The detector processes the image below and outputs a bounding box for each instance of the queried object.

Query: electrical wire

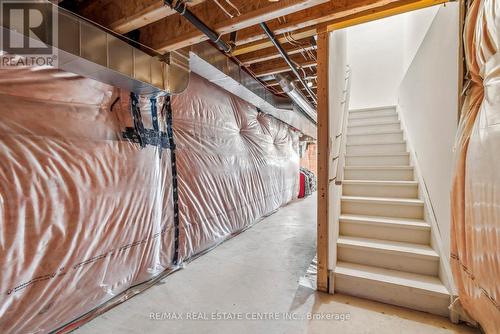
[224,0,241,16]
[288,32,317,61]
[283,31,317,62]
[299,49,308,61]
[212,0,241,18]
[213,0,234,18]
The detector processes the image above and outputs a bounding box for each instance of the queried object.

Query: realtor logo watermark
[0,0,58,67]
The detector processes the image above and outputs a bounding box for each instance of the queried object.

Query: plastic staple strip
[164,96,180,265]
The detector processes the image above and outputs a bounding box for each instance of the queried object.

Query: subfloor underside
[75,196,478,334]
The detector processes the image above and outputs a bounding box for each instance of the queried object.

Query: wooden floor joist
[232,0,446,57]
[76,0,206,34]
[274,85,317,95]
[326,0,447,31]
[251,59,317,78]
[237,41,316,66]
[139,0,328,52]
[232,26,318,56]
[234,0,405,46]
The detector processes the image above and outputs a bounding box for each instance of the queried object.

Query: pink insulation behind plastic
[173,75,300,261]
[0,69,299,333]
[450,0,500,332]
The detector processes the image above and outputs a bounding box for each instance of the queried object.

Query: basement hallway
[75,196,477,334]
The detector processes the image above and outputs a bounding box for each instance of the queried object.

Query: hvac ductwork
[259,22,317,105]
[276,74,317,123]
[190,42,317,138]
[0,2,189,95]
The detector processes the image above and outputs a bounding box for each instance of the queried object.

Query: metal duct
[276,74,317,123]
[190,42,317,138]
[259,22,318,104]
[0,3,189,95]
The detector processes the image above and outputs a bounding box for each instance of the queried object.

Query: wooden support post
[316,25,329,292]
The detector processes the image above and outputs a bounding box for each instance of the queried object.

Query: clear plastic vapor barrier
[0,69,299,333]
[451,0,500,332]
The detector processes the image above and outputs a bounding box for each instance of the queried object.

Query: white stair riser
[348,115,399,126]
[341,200,424,219]
[333,273,449,317]
[344,168,414,181]
[339,221,430,244]
[337,245,438,275]
[345,155,410,167]
[347,143,407,155]
[343,183,418,198]
[347,132,404,145]
[349,109,397,119]
[348,123,401,134]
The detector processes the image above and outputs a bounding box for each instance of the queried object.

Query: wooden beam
[326,0,447,31]
[233,0,446,56]
[235,0,393,46]
[237,40,316,66]
[232,26,318,56]
[139,0,329,52]
[301,74,318,81]
[76,0,205,34]
[266,80,280,86]
[316,25,329,293]
[251,58,316,78]
[302,86,318,91]
[266,74,318,87]
[275,86,317,94]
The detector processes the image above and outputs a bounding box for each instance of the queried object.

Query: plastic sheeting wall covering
[450,0,500,332]
[0,69,299,333]
[173,74,300,261]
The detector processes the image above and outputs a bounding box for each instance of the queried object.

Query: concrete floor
[75,196,479,334]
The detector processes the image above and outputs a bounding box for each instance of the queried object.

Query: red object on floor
[298,172,305,198]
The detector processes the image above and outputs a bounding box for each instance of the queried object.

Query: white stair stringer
[333,106,451,317]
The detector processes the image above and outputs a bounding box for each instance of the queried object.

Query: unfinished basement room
[0,0,498,333]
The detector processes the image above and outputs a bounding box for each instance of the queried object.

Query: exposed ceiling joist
[265,80,281,87]
[275,85,317,95]
[250,53,316,72]
[71,0,447,102]
[238,40,316,66]
[232,26,317,56]
[76,0,205,34]
[265,74,317,87]
[252,59,316,77]
[325,0,447,31]
[235,0,397,46]
[232,0,445,56]
[139,0,329,52]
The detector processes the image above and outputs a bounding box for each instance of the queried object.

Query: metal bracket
[164,96,180,266]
